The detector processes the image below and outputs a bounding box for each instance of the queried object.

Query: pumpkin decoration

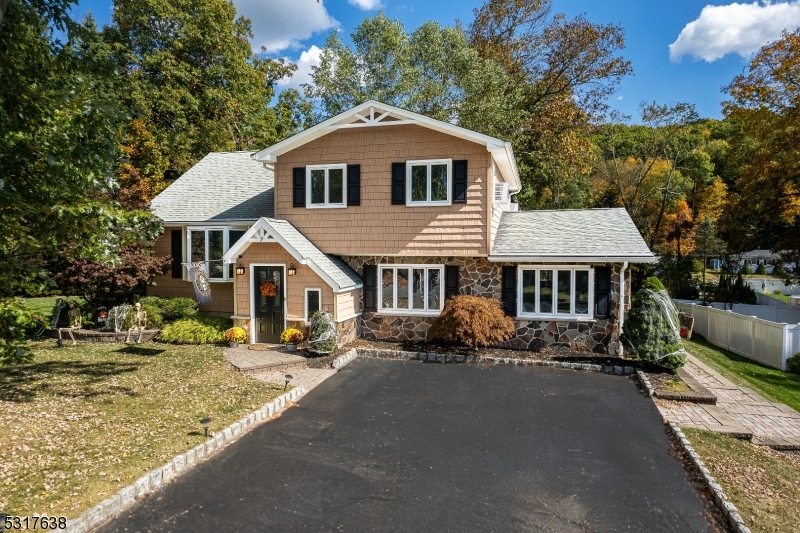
[260,280,278,297]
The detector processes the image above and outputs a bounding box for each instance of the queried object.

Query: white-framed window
[307,164,346,208]
[305,288,322,324]
[406,159,451,206]
[186,227,247,281]
[517,266,593,319]
[379,265,443,315]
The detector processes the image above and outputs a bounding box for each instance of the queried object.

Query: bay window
[379,265,443,314]
[186,227,246,281]
[518,267,592,319]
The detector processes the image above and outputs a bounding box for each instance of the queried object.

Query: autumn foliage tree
[428,295,515,348]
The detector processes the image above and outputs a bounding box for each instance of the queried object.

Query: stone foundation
[343,255,627,355]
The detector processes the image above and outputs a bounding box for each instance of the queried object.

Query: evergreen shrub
[755,263,768,275]
[428,295,515,348]
[138,296,198,321]
[158,316,231,344]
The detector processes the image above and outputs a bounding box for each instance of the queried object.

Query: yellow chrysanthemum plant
[280,327,304,344]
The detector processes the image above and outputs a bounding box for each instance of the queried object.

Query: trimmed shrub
[308,311,336,353]
[774,289,784,295]
[427,295,515,348]
[788,353,800,374]
[740,264,752,275]
[621,277,687,372]
[755,263,768,275]
[158,316,232,344]
[138,296,198,321]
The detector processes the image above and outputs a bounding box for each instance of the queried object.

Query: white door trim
[249,263,287,344]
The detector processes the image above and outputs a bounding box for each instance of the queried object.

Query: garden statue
[125,302,148,343]
[57,301,82,345]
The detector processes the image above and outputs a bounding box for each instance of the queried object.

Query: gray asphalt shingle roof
[150,152,273,223]
[264,219,362,291]
[491,208,654,261]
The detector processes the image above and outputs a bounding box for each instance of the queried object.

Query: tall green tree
[0,0,161,363]
[105,0,303,205]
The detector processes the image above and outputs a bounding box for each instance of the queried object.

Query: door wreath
[260,280,278,297]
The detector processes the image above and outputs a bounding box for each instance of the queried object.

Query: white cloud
[277,45,323,90]
[669,1,800,62]
[234,0,338,53]
[348,0,382,9]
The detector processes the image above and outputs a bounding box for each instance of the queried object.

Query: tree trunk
[0,0,10,33]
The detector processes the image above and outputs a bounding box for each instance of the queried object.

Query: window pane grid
[519,268,592,318]
[379,266,443,313]
[407,160,450,205]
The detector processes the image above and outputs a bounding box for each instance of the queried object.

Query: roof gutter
[487,254,656,263]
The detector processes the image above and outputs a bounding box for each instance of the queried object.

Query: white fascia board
[162,219,258,226]
[490,144,521,192]
[253,100,513,163]
[488,254,657,263]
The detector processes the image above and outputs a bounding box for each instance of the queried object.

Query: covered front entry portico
[251,265,284,344]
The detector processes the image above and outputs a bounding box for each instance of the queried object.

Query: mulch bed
[645,371,691,392]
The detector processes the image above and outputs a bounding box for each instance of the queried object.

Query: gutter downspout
[618,261,629,356]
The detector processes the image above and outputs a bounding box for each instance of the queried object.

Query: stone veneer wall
[341,256,625,355]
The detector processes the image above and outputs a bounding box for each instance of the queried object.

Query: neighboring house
[148,101,655,354]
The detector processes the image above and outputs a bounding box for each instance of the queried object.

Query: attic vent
[494,182,509,204]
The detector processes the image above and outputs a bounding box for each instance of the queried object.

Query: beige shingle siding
[335,289,359,319]
[274,124,491,256]
[147,228,235,315]
[234,242,335,323]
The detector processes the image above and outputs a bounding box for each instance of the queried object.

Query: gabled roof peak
[253,100,520,191]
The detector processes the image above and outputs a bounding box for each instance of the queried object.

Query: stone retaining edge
[636,369,655,396]
[342,348,637,375]
[65,385,308,533]
[667,422,752,533]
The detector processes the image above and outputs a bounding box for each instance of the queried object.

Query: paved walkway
[655,355,800,448]
[224,346,307,375]
[253,367,337,392]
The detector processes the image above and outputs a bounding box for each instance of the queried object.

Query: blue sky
[72,0,800,120]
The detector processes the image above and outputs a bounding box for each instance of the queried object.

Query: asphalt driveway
[98,358,715,532]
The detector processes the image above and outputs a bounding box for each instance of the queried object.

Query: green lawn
[683,337,800,412]
[21,295,69,320]
[765,292,789,303]
[684,428,800,533]
[0,341,284,517]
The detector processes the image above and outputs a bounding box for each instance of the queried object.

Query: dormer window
[307,164,347,208]
[406,159,451,206]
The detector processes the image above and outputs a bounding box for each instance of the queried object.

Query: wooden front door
[254,266,284,344]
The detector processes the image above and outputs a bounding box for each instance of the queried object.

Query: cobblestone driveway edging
[65,386,308,533]
[667,422,752,533]
[332,348,638,375]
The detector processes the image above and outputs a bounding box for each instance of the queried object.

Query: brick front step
[224,346,308,375]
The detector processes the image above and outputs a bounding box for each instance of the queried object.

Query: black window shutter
[453,160,468,204]
[347,165,361,206]
[170,230,183,279]
[595,267,612,318]
[391,162,406,205]
[501,266,517,317]
[445,265,460,300]
[363,265,377,312]
[293,167,305,207]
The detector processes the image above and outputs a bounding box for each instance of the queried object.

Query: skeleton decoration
[125,302,148,343]
[57,301,82,345]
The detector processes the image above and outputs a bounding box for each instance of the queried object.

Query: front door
[254,266,284,344]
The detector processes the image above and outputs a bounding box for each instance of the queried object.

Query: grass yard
[684,428,800,533]
[765,292,790,303]
[683,337,800,413]
[22,295,68,320]
[0,341,284,517]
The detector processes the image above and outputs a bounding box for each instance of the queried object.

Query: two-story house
[147,101,654,354]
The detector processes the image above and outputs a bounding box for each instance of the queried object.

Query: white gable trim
[252,100,521,192]
[223,219,362,293]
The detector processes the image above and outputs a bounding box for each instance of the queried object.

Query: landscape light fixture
[288,263,296,276]
[284,374,293,391]
[200,417,211,437]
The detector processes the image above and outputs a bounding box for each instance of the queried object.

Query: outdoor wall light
[288,263,297,276]
[235,255,245,276]
[200,417,211,437]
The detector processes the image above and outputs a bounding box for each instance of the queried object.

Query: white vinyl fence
[675,302,800,371]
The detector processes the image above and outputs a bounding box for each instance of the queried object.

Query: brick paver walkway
[654,354,800,448]
[253,368,337,393]
[224,346,307,375]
